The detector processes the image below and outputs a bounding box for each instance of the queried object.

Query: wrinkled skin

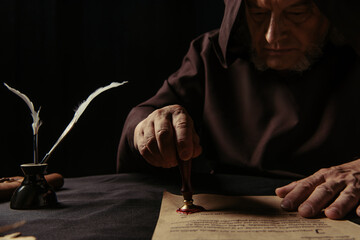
[244,0,360,219]
[276,160,360,219]
[245,0,330,71]
[134,104,202,168]
[133,0,360,219]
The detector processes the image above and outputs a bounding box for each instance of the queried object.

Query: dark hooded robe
[117,0,360,178]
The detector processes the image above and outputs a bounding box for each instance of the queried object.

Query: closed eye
[285,4,312,23]
[285,8,311,23]
[248,9,270,22]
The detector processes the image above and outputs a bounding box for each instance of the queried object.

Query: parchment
[152,191,360,240]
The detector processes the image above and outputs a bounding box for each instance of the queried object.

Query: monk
[118,0,360,219]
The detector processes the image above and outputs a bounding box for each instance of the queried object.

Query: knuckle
[151,108,168,120]
[326,166,351,178]
[341,190,359,203]
[151,110,163,119]
[174,117,191,130]
[171,105,186,114]
[138,144,149,156]
[325,167,360,185]
[309,171,326,183]
[173,107,193,122]
[142,136,157,151]
[298,180,316,192]
[348,172,360,185]
[315,167,348,182]
[174,121,189,131]
[153,105,185,118]
[315,184,335,196]
[134,123,143,135]
[156,129,172,141]
[146,138,156,149]
[293,180,300,185]
[317,167,330,175]
[314,168,332,181]
[343,186,360,197]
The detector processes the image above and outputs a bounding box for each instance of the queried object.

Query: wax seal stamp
[176,159,205,214]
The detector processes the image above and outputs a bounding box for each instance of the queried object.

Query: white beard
[250,43,325,72]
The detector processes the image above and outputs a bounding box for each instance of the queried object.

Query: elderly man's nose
[265,15,285,44]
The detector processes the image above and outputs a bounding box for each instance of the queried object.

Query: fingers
[278,165,360,219]
[298,180,343,218]
[324,184,360,219]
[154,115,177,167]
[136,119,168,167]
[134,105,202,168]
[275,181,298,198]
[172,107,199,161]
[278,173,325,212]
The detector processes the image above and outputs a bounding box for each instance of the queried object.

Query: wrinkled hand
[134,104,202,168]
[276,159,360,219]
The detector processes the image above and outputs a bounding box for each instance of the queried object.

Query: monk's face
[245,0,330,71]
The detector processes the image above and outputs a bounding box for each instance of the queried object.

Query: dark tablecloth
[0,173,357,240]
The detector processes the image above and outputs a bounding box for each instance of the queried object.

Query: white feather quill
[41,81,127,163]
[4,83,42,135]
[4,83,42,163]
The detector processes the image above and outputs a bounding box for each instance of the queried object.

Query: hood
[216,0,243,67]
[216,0,360,68]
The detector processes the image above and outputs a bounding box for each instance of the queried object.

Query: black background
[0,0,224,177]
